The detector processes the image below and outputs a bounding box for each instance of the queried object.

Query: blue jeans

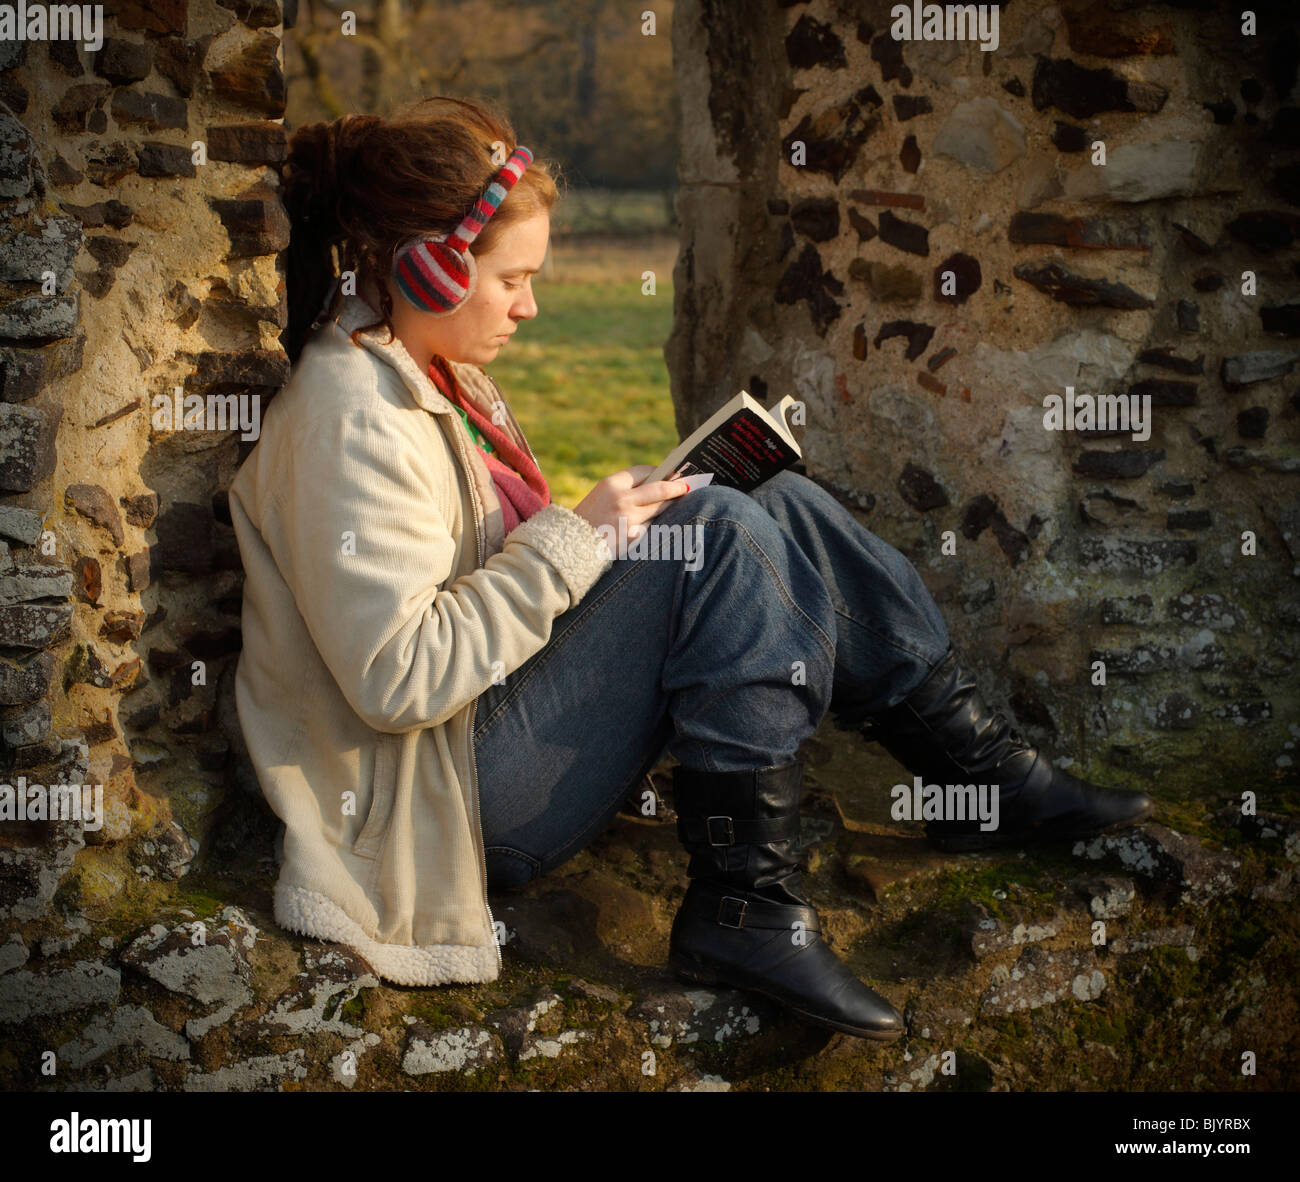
[471,468,951,891]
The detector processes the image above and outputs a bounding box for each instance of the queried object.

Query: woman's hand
[573,465,692,539]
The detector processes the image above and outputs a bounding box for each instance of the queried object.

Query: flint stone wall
[666,0,1300,788]
[0,0,294,926]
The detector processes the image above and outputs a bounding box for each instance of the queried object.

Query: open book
[637,392,802,494]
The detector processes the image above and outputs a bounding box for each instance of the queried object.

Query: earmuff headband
[393,145,534,317]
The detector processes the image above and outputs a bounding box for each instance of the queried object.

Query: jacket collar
[334,291,492,417]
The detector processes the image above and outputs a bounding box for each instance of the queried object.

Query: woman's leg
[743,467,952,724]
[473,477,945,1040]
[744,468,1153,849]
[472,480,838,891]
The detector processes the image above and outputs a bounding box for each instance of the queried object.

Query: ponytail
[280,115,378,366]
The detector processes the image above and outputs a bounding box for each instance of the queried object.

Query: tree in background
[284,0,677,198]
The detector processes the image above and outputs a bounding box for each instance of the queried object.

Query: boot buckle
[717,896,748,929]
[705,816,735,846]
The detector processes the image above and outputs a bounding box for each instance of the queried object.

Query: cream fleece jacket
[228,293,613,984]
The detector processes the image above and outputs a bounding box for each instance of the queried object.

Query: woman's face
[383,211,550,368]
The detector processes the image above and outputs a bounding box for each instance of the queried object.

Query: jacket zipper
[464,369,539,972]
[445,410,502,974]
[347,313,503,973]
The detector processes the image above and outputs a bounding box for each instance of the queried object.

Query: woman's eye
[503,280,521,290]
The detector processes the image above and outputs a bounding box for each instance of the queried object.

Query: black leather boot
[861,648,1155,851]
[668,760,905,1041]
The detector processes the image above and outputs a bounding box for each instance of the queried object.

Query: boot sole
[668,951,905,1043]
[927,800,1157,853]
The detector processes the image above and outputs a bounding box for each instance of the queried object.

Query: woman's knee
[750,468,836,520]
[670,480,776,531]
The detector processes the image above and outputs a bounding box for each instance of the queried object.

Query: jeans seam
[756,471,948,662]
[687,514,837,668]
[833,604,942,665]
[484,844,541,880]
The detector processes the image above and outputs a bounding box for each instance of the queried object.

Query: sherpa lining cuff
[506,502,613,602]
[274,882,499,987]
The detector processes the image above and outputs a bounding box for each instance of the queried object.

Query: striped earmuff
[391,145,534,317]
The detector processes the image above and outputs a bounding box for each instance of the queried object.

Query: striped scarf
[427,356,550,535]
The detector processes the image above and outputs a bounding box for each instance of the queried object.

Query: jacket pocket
[352,734,399,859]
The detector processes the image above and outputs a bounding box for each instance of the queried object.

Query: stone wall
[0,0,1297,1096]
[666,0,1300,792]
[0,1,292,931]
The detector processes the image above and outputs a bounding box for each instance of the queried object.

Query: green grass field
[484,233,681,508]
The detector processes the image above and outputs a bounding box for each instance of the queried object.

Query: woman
[229,96,1154,1043]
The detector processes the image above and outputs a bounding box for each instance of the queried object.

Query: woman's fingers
[631,479,689,506]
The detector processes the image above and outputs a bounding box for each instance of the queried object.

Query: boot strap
[676,812,800,847]
[690,883,821,933]
[714,895,821,933]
